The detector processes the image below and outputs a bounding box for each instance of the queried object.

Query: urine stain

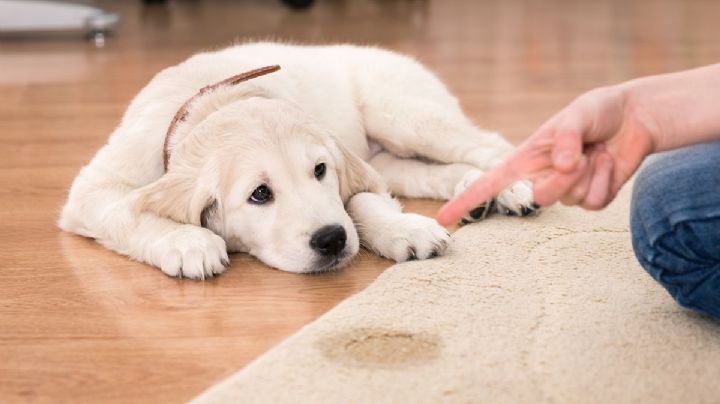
[318,328,440,368]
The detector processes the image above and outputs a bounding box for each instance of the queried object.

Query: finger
[436,161,519,226]
[551,116,585,172]
[581,152,614,210]
[559,144,604,206]
[532,156,589,206]
[559,162,593,206]
[437,138,558,225]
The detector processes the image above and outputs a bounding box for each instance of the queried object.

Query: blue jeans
[631,140,720,320]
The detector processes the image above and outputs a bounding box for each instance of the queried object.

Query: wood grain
[2,0,719,402]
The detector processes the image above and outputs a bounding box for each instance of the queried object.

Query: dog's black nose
[310,225,347,256]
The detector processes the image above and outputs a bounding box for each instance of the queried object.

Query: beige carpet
[192,187,720,404]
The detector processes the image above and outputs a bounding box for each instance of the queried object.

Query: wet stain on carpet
[318,328,440,368]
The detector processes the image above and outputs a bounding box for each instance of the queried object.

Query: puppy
[59,42,535,279]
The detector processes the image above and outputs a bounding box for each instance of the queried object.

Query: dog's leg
[363,94,514,167]
[59,169,229,280]
[369,151,535,222]
[369,151,477,200]
[362,98,536,219]
[346,192,450,261]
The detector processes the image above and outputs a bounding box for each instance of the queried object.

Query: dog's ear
[330,137,388,202]
[134,172,220,229]
[200,198,224,235]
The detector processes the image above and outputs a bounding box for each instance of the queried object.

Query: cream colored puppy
[59,42,535,279]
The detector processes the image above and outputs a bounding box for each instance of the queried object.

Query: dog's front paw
[496,180,539,217]
[153,226,229,280]
[369,213,450,262]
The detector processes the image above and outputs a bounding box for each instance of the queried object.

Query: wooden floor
[1,0,719,402]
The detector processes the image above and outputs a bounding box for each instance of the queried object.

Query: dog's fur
[59,42,535,279]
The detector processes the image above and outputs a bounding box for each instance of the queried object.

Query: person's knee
[629,155,676,272]
[632,222,720,319]
[630,147,720,320]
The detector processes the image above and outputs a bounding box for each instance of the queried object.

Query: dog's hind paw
[454,169,495,224]
[455,170,539,223]
[496,180,539,217]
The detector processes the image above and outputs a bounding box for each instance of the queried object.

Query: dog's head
[135,97,385,273]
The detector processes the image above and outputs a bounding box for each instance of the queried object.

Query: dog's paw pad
[454,169,497,224]
[519,204,537,216]
[459,198,495,225]
[406,247,418,261]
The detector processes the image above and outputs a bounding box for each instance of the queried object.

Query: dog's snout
[310,225,347,256]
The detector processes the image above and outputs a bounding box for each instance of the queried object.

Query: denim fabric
[630,140,720,320]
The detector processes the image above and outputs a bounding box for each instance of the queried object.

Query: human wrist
[615,78,664,154]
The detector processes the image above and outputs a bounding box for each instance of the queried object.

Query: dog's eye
[314,163,326,180]
[249,185,273,204]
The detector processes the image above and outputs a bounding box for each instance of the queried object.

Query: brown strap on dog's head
[162,65,281,172]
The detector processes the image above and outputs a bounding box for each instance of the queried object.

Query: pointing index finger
[436,159,522,226]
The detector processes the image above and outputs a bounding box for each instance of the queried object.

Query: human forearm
[620,63,720,153]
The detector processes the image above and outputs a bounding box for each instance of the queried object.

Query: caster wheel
[281,0,314,10]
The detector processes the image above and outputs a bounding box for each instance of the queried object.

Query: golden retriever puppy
[59,42,535,279]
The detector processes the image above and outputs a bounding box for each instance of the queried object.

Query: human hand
[437,85,657,226]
